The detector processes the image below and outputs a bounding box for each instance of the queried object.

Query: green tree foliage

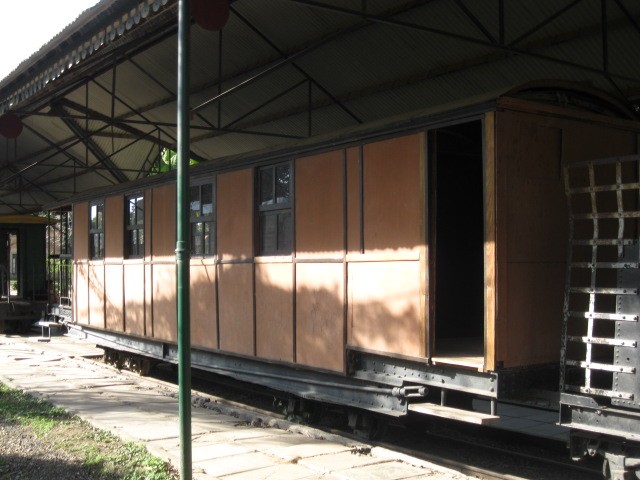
[149,148,198,175]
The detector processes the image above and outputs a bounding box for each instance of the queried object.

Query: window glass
[190,186,200,217]
[201,184,214,216]
[257,162,292,255]
[276,164,290,204]
[189,180,216,257]
[125,194,144,258]
[89,200,104,260]
[260,168,274,206]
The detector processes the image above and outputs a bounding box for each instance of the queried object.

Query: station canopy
[0,0,639,215]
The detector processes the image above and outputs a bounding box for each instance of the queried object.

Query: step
[408,402,500,425]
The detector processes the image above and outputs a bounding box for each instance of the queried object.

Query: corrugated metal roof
[0,0,639,214]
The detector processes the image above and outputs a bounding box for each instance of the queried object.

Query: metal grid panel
[562,155,640,406]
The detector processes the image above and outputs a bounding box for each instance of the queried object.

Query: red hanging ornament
[0,112,23,139]
[192,0,229,31]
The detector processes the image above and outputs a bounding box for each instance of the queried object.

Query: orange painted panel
[190,263,217,349]
[562,122,637,165]
[363,134,421,254]
[348,261,422,357]
[105,195,124,259]
[255,263,293,362]
[295,151,344,258]
[346,147,360,253]
[152,184,176,259]
[75,263,89,325]
[218,263,254,355]
[124,263,145,336]
[504,263,565,367]
[105,264,124,332]
[145,263,153,338]
[88,264,105,329]
[74,203,89,260]
[217,169,253,260]
[153,263,177,342]
[493,110,639,368]
[296,263,344,372]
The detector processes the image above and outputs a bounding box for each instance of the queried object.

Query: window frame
[125,193,145,259]
[88,200,104,260]
[189,177,216,257]
[256,161,294,256]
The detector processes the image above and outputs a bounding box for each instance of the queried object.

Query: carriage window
[190,180,216,256]
[125,194,144,258]
[257,162,292,255]
[89,200,104,260]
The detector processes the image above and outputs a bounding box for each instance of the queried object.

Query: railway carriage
[2,1,640,478]
[62,86,640,477]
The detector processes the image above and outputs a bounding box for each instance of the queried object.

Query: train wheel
[348,411,389,440]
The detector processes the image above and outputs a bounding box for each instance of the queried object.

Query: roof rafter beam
[288,0,640,87]
[230,6,363,124]
[191,2,384,115]
[56,98,302,142]
[453,0,497,44]
[508,0,585,47]
[6,124,117,189]
[50,104,129,184]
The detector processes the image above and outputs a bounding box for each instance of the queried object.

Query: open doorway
[0,231,18,298]
[430,120,484,366]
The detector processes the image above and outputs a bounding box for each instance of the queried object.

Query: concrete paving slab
[198,428,288,443]
[222,462,320,480]
[196,452,277,477]
[264,439,352,461]
[333,461,428,480]
[146,436,253,465]
[298,451,387,473]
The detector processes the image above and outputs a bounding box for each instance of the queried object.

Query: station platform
[0,334,468,480]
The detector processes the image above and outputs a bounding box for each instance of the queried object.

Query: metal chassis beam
[69,324,408,416]
[561,393,640,442]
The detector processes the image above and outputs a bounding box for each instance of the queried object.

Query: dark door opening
[0,231,18,298]
[431,120,484,364]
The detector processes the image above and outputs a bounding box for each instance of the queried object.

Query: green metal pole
[176,0,192,479]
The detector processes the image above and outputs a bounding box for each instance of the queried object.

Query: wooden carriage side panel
[496,110,565,368]
[346,133,424,358]
[105,196,123,259]
[153,263,177,341]
[190,262,217,350]
[296,262,345,372]
[562,122,638,164]
[348,261,422,357]
[295,150,344,258]
[105,264,124,332]
[218,263,254,356]
[217,169,253,260]
[74,202,89,260]
[152,184,176,259]
[88,264,105,329]
[75,263,89,326]
[73,202,89,325]
[484,112,497,372]
[145,263,153,337]
[255,263,293,362]
[495,107,640,368]
[362,134,421,254]
[346,147,361,253]
[124,263,145,336]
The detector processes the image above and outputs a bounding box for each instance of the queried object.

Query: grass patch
[0,383,177,479]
